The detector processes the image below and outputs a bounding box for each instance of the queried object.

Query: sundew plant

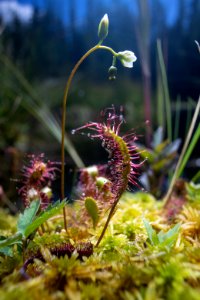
[0,15,200,300]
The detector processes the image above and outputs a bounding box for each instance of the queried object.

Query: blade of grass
[22,98,84,168]
[174,96,181,140]
[157,39,172,141]
[0,54,84,168]
[156,55,165,129]
[177,123,200,178]
[191,170,200,183]
[164,96,200,206]
[185,98,194,138]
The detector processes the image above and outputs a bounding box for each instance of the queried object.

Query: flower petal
[117,50,137,68]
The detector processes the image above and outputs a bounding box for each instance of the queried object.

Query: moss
[1,191,200,299]
[0,209,17,232]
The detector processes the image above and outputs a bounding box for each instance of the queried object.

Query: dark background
[0,0,200,200]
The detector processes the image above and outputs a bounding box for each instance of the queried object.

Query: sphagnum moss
[1,193,200,299]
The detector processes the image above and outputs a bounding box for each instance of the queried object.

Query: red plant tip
[74,107,143,200]
[22,154,57,186]
[19,154,58,208]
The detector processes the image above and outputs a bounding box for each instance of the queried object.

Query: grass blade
[164,96,200,205]
[0,54,84,168]
[177,123,200,178]
[157,39,172,141]
[174,96,181,140]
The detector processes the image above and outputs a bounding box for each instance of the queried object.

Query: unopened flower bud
[41,186,53,200]
[84,166,98,178]
[98,14,109,42]
[108,66,117,80]
[27,188,39,202]
[96,176,110,189]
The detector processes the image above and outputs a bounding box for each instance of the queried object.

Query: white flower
[117,50,137,68]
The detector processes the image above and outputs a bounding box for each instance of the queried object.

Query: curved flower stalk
[73,107,143,246]
[60,14,137,230]
[19,154,58,210]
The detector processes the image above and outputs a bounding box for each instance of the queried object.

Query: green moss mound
[1,192,200,300]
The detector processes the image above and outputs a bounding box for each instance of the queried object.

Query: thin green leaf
[174,96,181,140]
[157,39,172,141]
[155,139,169,153]
[85,197,99,229]
[0,233,23,249]
[164,96,200,205]
[0,54,84,168]
[143,218,158,246]
[24,200,67,238]
[0,247,13,256]
[144,219,180,249]
[22,99,84,168]
[152,127,163,148]
[177,123,200,178]
[185,98,194,138]
[163,139,181,156]
[158,224,180,248]
[156,57,165,129]
[191,171,200,183]
[17,200,40,236]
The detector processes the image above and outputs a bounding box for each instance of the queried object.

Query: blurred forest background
[0,0,200,203]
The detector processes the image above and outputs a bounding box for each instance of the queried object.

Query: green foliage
[84,197,99,229]
[23,200,67,238]
[17,200,40,236]
[0,54,84,168]
[143,219,180,250]
[186,182,200,203]
[0,237,13,256]
[139,127,181,198]
[0,7,199,299]
[0,233,22,249]
[177,122,200,179]
[0,200,67,255]
[1,194,200,299]
[157,39,172,141]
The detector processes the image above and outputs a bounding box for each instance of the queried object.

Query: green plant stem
[164,96,200,206]
[95,200,118,247]
[61,44,117,230]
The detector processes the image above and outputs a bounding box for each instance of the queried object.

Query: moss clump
[0,191,200,299]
